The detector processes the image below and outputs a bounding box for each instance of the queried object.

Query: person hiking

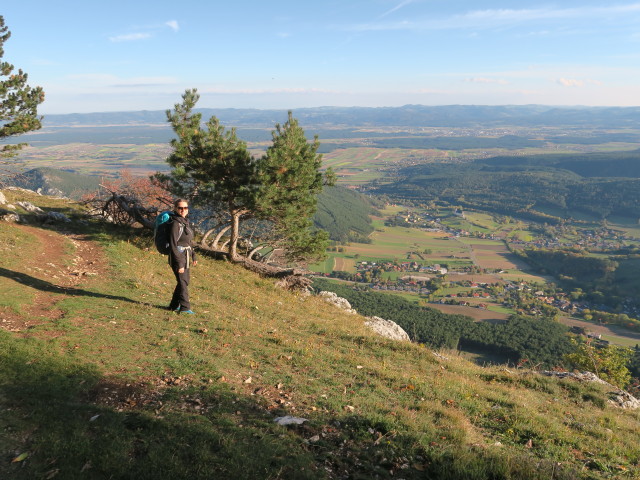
[168,198,197,314]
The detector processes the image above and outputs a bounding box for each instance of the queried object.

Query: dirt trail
[0,224,109,332]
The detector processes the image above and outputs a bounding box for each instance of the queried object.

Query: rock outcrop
[318,291,357,315]
[0,210,21,223]
[41,211,71,224]
[541,371,640,409]
[364,316,410,342]
[16,201,44,213]
[317,291,411,342]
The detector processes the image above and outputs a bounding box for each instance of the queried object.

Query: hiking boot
[180,309,195,315]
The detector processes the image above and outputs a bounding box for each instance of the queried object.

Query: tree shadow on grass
[0,334,319,480]
[0,331,583,480]
[0,267,141,305]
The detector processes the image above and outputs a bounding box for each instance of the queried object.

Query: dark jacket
[169,215,197,269]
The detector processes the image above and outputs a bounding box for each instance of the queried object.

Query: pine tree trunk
[229,210,240,261]
[201,223,232,250]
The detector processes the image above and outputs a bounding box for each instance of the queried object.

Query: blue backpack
[154,211,183,255]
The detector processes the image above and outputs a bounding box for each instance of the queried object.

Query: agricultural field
[455,238,550,283]
[441,215,493,234]
[312,209,548,293]
[321,147,431,185]
[16,143,171,177]
[558,316,640,348]
[317,225,473,273]
[333,256,356,272]
[428,303,510,323]
[607,216,640,239]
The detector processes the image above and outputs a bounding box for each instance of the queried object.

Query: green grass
[485,304,515,315]
[601,334,640,349]
[309,254,335,274]
[2,190,640,479]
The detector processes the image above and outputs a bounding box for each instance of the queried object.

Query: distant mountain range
[41,104,640,128]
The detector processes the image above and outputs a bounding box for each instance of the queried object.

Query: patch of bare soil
[0,224,109,333]
[87,377,165,412]
[429,303,510,323]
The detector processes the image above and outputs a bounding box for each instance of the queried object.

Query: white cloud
[556,77,603,87]
[378,0,415,19]
[109,32,152,43]
[343,3,640,32]
[109,20,178,43]
[465,77,509,85]
[199,86,339,95]
[557,78,584,87]
[111,77,179,88]
[64,74,178,89]
[455,4,640,26]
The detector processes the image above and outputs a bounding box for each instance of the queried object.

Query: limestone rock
[318,291,357,314]
[541,371,639,409]
[541,371,609,386]
[274,415,308,426]
[43,211,71,223]
[364,316,410,342]
[16,201,44,213]
[609,390,640,409]
[0,191,5,205]
[0,209,21,223]
[36,187,66,198]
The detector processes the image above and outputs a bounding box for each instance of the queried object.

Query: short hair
[174,198,188,208]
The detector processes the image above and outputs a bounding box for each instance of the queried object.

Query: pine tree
[161,90,333,264]
[0,16,44,164]
[160,89,256,261]
[254,112,334,263]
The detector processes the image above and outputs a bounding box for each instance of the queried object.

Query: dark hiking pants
[170,266,190,311]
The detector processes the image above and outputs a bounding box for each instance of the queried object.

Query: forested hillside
[483,149,640,178]
[374,150,640,220]
[514,248,640,310]
[312,279,574,367]
[8,167,101,197]
[314,186,375,242]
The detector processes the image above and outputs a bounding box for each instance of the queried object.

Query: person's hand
[193,261,198,267]
[178,267,185,274]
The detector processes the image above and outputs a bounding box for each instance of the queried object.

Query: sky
[3,0,640,114]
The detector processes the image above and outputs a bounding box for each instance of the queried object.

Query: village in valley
[313,204,640,346]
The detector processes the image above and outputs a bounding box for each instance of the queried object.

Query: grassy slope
[1,191,639,479]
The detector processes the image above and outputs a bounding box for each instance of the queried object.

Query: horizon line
[39,103,640,116]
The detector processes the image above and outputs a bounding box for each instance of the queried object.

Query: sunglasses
[177,206,189,210]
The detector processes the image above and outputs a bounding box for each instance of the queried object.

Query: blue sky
[3,1,640,113]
